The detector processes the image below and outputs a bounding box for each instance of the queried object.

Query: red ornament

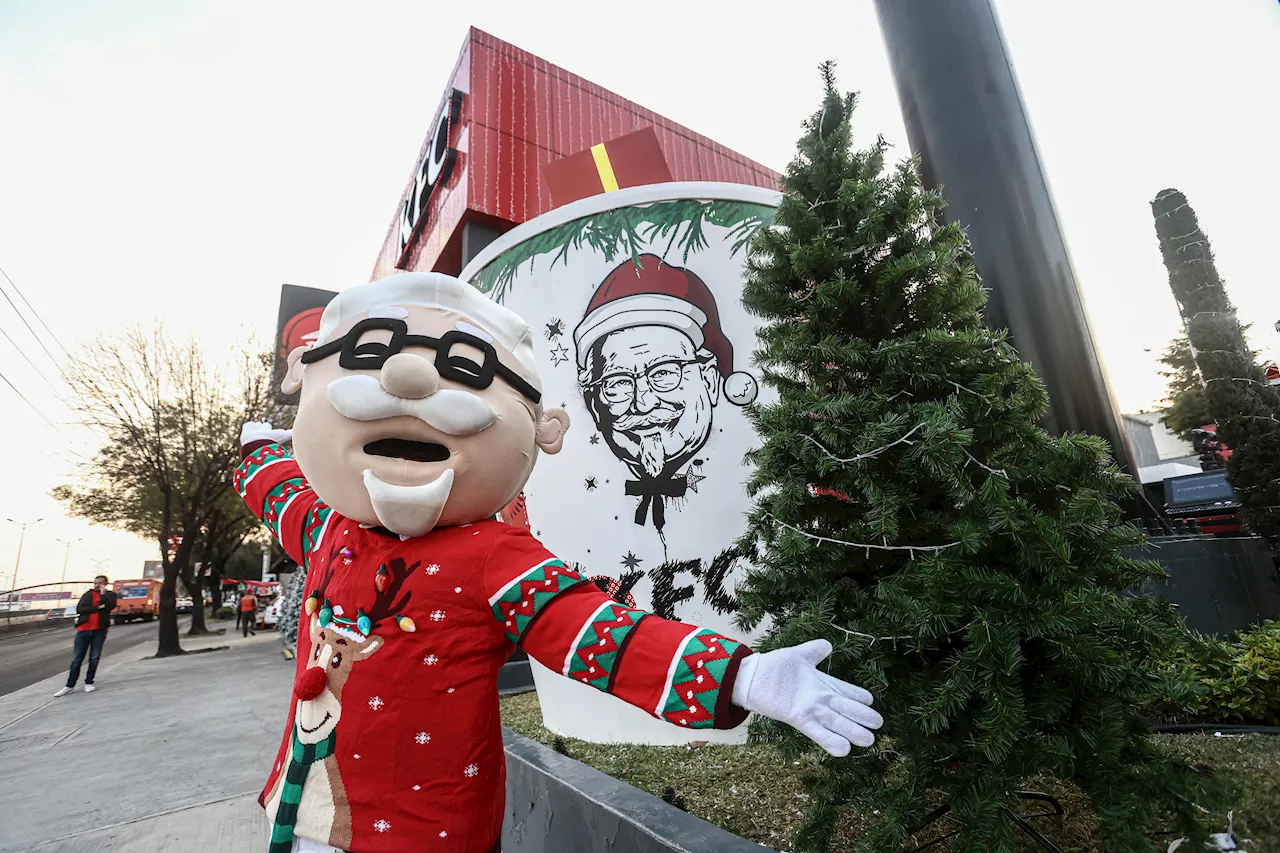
[375,565,390,593]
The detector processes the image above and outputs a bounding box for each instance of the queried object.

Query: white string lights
[765,513,960,559]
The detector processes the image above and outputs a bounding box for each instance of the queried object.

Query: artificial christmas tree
[1151,189,1280,551]
[736,65,1229,852]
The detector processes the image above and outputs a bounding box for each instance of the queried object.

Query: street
[0,618,192,697]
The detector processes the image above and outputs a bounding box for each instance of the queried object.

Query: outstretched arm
[235,422,333,568]
[484,528,882,755]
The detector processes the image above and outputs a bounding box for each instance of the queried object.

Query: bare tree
[53,328,274,656]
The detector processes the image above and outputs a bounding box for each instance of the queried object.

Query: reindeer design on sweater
[265,553,416,853]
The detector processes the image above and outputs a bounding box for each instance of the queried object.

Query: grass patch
[501,692,1280,852]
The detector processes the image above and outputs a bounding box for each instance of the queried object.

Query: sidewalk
[0,630,290,852]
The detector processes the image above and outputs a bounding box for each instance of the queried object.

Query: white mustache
[327,375,497,435]
[614,406,680,431]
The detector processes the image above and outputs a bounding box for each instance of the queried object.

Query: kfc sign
[398,89,464,262]
[461,182,780,745]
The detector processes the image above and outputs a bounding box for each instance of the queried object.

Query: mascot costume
[236,272,884,853]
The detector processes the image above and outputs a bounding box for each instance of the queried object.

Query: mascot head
[280,272,569,537]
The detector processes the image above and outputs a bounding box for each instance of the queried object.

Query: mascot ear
[535,407,570,455]
[281,346,309,395]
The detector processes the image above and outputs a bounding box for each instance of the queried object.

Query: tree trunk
[186,569,210,635]
[156,562,184,657]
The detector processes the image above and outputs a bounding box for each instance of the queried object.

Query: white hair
[314,272,542,396]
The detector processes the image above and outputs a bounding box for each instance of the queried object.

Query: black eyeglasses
[301,318,541,405]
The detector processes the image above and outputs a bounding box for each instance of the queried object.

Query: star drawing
[585,477,598,491]
[621,552,643,571]
[549,342,570,366]
[545,318,565,340]
[588,434,600,446]
[686,470,706,493]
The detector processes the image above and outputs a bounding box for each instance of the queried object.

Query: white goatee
[362,468,455,538]
[638,433,667,479]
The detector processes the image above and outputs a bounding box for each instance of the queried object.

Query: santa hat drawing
[572,254,759,406]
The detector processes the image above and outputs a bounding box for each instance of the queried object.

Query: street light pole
[6,518,44,602]
[56,537,83,602]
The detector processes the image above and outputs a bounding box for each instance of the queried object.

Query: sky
[0,0,1277,591]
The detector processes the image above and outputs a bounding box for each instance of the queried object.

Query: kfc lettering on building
[397,89,464,264]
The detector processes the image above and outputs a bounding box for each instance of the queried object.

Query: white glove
[240,422,293,448]
[731,639,883,757]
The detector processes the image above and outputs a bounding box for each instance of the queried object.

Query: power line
[0,283,61,371]
[0,370,57,430]
[0,265,70,358]
[0,326,60,395]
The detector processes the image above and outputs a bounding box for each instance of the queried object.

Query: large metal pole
[873,0,1134,474]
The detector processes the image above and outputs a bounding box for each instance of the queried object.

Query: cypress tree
[737,66,1229,853]
[1156,332,1212,440]
[1151,189,1280,550]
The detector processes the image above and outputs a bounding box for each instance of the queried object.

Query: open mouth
[364,438,451,464]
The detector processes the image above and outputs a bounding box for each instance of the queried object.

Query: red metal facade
[370,28,779,280]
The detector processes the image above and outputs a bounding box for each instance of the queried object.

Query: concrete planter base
[502,728,774,853]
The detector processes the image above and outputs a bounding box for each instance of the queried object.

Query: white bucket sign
[461,182,780,744]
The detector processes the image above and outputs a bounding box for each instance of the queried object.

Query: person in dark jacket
[53,575,117,697]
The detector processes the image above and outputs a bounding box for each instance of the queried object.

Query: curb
[0,620,74,640]
[502,728,774,853]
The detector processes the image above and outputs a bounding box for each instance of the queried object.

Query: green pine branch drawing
[472,198,776,303]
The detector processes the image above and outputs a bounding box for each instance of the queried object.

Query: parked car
[176,597,193,614]
[46,606,76,620]
[258,597,281,630]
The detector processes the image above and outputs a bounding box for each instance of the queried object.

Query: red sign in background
[370,28,780,280]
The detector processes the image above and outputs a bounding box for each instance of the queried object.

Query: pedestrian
[239,588,257,637]
[54,575,117,697]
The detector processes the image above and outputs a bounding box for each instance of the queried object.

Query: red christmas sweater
[236,442,753,853]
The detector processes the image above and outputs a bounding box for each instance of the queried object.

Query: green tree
[735,66,1229,852]
[1151,189,1280,551]
[54,329,274,655]
[1157,333,1212,439]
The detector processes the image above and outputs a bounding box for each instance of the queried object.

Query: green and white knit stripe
[302,503,334,564]
[235,443,290,493]
[268,731,337,853]
[261,478,308,542]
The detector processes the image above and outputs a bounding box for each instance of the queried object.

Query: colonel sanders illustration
[574,254,758,532]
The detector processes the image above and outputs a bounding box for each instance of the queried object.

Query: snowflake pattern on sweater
[236,442,752,853]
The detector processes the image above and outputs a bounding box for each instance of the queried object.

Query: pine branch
[471,199,775,301]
